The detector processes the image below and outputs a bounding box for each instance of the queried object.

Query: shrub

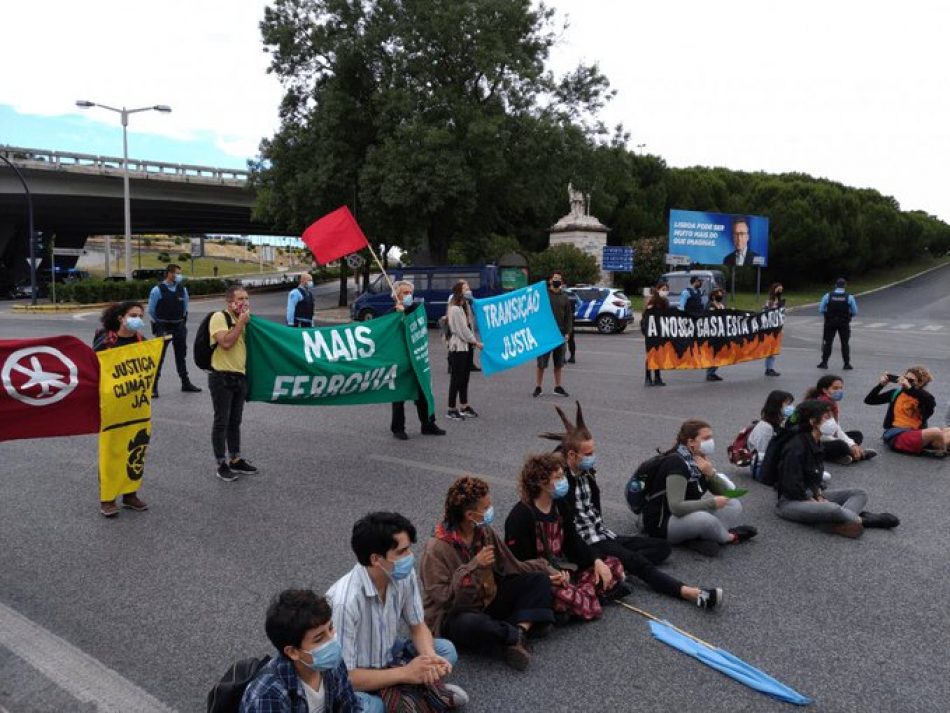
[156,252,171,263]
[528,244,600,285]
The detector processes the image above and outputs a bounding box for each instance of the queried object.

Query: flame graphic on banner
[646,331,783,370]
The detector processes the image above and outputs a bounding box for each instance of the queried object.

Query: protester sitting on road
[804,375,877,465]
[705,288,727,382]
[763,282,785,377]
[748,390,795,481]
[539,402,724,609]
[641,419,758,549]
[504,453,628,622]
[92,300,149,518]
[446,280,483,421]
[642,279,670,387]
[239,589,360,713]
[326,512,467,712]
[420,476,556,671]
[774,400,899,538]
[864,367,950,457]
[390,280,446,440]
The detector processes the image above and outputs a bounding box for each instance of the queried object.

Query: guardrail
[0,145,250,185]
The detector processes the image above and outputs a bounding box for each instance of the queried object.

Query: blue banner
[668,210,769,267]
[472,282,565,377]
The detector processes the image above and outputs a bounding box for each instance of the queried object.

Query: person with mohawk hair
[540,402,725,611]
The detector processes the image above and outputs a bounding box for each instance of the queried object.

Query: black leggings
[591,535,683,599]
[442,573,553,653]
[821,431,864,460]
[448,350,472,408]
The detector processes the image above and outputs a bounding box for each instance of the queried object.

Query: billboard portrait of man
[722,217,761,267]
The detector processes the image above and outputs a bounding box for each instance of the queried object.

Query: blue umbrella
[617,601,811,706]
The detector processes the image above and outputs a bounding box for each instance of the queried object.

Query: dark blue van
[350,265,502,322]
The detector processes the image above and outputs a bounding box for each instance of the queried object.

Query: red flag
[0,336,101,441]
[301,206,370,265]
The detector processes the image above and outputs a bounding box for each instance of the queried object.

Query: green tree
[529,244,599,285]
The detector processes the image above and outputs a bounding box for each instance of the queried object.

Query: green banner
[244,308,434,416]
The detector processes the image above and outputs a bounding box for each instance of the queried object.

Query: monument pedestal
[549,215,610,285]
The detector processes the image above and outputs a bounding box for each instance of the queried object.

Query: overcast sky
[2,0,948,221]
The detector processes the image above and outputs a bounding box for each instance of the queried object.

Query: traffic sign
[665,253,691,267]
[52,248,85,257]
[602,245,634,272]
[346,254,366,269]
[190,238,204,258]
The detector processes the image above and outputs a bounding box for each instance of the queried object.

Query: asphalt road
[1,265,948,713]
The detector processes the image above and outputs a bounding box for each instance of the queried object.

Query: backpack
[625,452,670,514]
[727,420,758,467]
[754,426,799,487]
[437,314,452,342]
[206,655,272,713]
[194,311,233,371]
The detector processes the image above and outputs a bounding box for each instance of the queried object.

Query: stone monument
[549,182,609,283]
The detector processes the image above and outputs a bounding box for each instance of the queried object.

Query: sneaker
[765,369,781,377]
[859,511,900,529]
[822,471,832,484]
[446,409,465,420]
[553,386,569,397]
[392,431,409,441]
[152,387,159,398]
[816,362,828,369]
[843,363,854,370]
[471,365,482,372]
[216,462,239,482]
[504,632,531,671]
[100,501,120,518]
[443,683,469,708]
[121,494,148,511]
[706,373,723,382]
[603,581,632,601]
[229,458,258,474]
[863,448,878,461]
[833,455,854,466]
[654,377,666,387]
[728,525,758,543]
[567,356,576,364]
[832,520,864,538]
[181,382,202,393]
[421,424,447,436]
[532,386,542,398]
[460,406,479,418]
[922,448,947,459]
[696,587,723,611]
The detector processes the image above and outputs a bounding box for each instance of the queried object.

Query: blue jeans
[355,638,458,713]
[765,355,776,371]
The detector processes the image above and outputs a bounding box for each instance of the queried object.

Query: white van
[660,270,726,308]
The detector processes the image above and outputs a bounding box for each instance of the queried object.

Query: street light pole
[0,154,38,305]
[75,100,171,281]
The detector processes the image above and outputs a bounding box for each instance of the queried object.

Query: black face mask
[551,280,562,289]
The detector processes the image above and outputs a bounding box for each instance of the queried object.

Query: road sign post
[602,246,634,272]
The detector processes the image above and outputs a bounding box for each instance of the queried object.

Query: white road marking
[922,325,944,331]
[894,324,915,330]
[71,312,96,321]
[0,601,178,713]
[864,322,888,328]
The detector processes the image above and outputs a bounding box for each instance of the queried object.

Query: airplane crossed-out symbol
[1,346,79,406]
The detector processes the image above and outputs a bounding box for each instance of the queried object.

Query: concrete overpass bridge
[0,145,284,283]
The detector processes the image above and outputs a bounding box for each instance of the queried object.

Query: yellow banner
[97,338,163,502]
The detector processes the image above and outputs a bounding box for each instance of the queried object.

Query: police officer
[286,272,315,327]
[817,277,857,370]
[148,264,201,396]
[678,275,707,316]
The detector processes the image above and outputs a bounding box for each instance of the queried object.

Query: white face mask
[819,418,838,436]
[698,438,715,456]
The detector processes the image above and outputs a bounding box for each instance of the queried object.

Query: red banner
[0,336,101,441]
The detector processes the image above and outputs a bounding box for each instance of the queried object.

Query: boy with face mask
[533,271,573,398]
[240,589,359,712]
[327,513,466,712]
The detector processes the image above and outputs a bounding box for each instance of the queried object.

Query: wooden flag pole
[615,600,715,648]
[363,242,397,298]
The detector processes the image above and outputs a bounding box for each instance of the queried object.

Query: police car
[565,286,633,334]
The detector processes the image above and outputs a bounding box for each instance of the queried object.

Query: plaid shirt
[239,654,360,713]
[572,469,615,545]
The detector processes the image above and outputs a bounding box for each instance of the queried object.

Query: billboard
[668,210,769,267]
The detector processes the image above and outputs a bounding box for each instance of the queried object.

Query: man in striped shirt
[326,512,468,713]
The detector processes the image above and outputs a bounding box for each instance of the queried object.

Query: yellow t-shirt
[209,310,246,374]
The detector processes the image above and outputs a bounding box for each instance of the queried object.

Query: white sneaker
[443,683,469,707]
[822,471,832,484]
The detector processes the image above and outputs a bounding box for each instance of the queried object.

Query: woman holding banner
[92,301,149,517]
[642,280,669,387]
[705,289,727,382]
[763,283,785,377]
[446,281,482,421]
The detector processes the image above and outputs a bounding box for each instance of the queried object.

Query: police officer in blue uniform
[286,272,315,327]
[817,277,858,370]
[147,263,201,396]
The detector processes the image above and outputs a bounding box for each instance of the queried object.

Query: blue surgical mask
[475,506,495,527]
[391,553,415,581]
[699,439,715,456]
[463,290,473,300]
[578,455,596,471]
[173,273,183,284]
[782,405,795,418]
[552,478,569,499]
[402,294,413,307]
[125,316,145,331]
[831,390,844,402]
[302,638,343,672]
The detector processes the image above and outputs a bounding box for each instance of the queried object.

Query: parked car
[565,285,632,334]
[661,270,726,308]
[351,265,502,322]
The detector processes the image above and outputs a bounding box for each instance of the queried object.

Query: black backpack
[755,426,799,487]
[194,311,233,371]
[207,655,273,713]
[625,452,670,514]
